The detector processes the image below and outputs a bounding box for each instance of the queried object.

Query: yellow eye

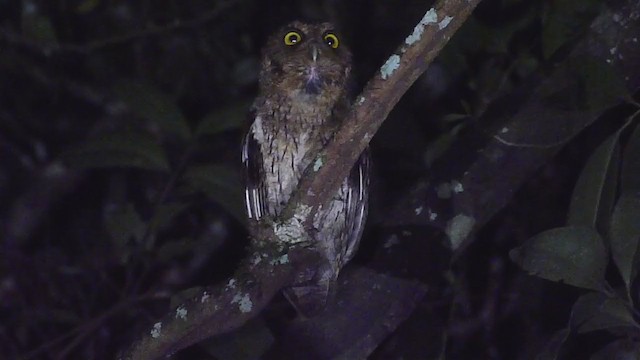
[284,31,302,46]
[323,32,339,49]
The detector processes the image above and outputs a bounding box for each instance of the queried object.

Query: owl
[242,21,370,317]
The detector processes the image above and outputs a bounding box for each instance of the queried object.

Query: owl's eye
[323,32,339,49]
[284,31,302,46]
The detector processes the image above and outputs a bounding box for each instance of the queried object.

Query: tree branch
[120,241,321,359]
[122,0,482,358]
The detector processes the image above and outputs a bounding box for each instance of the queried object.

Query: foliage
[511,116,640,357]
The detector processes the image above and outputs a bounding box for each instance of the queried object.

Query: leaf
[170,286,204,308]
[567,129,622,230]
[590,339,640,360]
[149,202,189,234]
[424,123,463,167]
[105,203,146,263]
[21,13,58,44]
[570,292,637,333]
[156,238,198,264]
[183,165,245,223]
[609,195,640,293]
[621,123,640,194]
[114,80,191,141]
[62,131,170,171]
[76,0,100,13]
[542,0,601,59]
[535,327,569,360]
[200,317,274,360]
[195,100,251,137]
[510,226,607,291]
[576,59,629,112]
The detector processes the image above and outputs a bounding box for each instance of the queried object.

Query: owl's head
[259,21,352,100]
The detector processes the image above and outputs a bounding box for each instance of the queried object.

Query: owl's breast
[250,113,326,216]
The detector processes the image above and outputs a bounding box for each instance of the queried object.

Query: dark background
[1,0,638,359]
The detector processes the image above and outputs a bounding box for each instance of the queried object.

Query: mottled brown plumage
[242,21,370,316]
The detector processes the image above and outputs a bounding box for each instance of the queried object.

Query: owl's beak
[311,46,319,63]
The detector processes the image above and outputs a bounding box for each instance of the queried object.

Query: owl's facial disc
[261,22,350,98]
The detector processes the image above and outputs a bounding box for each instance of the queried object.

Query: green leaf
[590,339,640,360]
[510,226,607,291]
[609,195,640,293]
[183,165,245,223]
[575,58,630,112]
[21,14,58,44]
[621,123,640,194]
[149,202,189,234]
[542,0,601,59]
[424,123,463,167]
[76,0,100,13]
[114,80,191,141]
[156,238,198,264]
[570,292,637,333]
[200,317,274,360]
[62,131,170,171]
[105,203,146,263]
[567,129,621,230]
[195,101,250,136]
[170,286,204,308]
[535,327,569,360]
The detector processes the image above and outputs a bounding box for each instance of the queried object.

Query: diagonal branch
[120,241,321,359]
[121,0,482,358]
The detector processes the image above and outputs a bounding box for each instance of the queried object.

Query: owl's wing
[283,151,370,317]
[343,148,370,260]
[242,116,268,220]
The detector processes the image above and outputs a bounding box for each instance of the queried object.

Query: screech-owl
[242,21,370,317]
